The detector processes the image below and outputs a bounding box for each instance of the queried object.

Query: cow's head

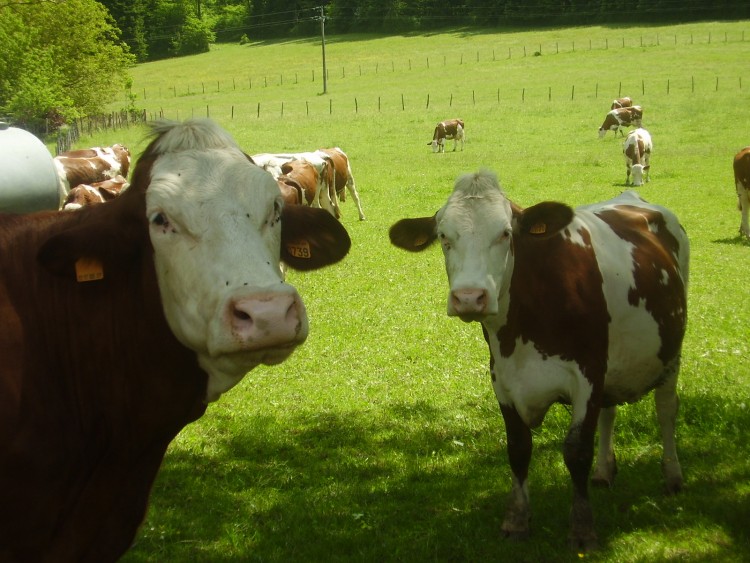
[630,164,645,186]
[39,119,351,402]
[389,170,573,322]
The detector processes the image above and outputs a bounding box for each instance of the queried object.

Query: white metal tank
[0,122,60,213]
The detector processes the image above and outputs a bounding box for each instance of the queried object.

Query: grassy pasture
[80,21,750,561]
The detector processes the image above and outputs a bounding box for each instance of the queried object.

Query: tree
[0,0,135,130]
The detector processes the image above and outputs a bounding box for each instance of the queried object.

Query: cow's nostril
[233,309,251,322]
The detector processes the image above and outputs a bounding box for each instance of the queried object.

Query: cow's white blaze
[147,146,308,401]
[436,172,513,320]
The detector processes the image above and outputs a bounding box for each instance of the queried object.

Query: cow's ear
[389,216,437,252]
[37,206,146,279]
[280,205,351,271]
[515,201,574,238]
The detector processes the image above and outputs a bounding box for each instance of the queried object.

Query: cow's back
[579,193,688,397]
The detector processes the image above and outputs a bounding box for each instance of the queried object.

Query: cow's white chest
[485,332,594,428]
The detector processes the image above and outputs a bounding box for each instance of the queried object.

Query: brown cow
[733,146,750,238]
[429,118,465,152]
[62,175,129,210]
[53,144,131,205]
[0,118,351,561]
[611,96,633,109]
[318,147,366,220]
[280,159,333,214]
[598,106,643,138]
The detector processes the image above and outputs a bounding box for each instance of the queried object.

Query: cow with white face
[0,118,351,560]
[623,128,652,186]
[429,119,465,153]
[389,170,689,550]
[733,146,750,238]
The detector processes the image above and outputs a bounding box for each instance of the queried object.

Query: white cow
[623,128,652,186]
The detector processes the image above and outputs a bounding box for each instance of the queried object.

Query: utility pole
[318,6,328,94]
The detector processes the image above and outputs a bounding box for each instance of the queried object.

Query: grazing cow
[389,170,689,551]
[733,146,750,238]
[318,147,366,220]
[623,128,653,186]
[611,96,633,109]
[429,119,465,153]
[0,118,351,561]
[53,144,132,204]
[598,106,643,138]
[62,175,129,210]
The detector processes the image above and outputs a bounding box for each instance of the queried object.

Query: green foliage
[171,13,215,56]
[80,21,750,561]
[0,0,134,130]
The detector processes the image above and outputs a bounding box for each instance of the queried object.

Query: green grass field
[77,20,750,561]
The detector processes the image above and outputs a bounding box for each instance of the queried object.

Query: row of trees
[1,0,748,133]
[102,0,750,63]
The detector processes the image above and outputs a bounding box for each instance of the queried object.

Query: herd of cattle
[0,111,748,559]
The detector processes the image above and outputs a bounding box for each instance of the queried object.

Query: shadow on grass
[712,234,750,246]
[122,393,750,562]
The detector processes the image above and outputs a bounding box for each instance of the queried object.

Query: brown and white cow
[252,151,338,217]
[429,119,465,153]
[733,146,750,238]
[598,106,643,138]
[623,128,653,186]
[611,96,633,109]
[318,147,366,220]
[0,118,351,561]
[53,144,131,205]
[389,170,689,551]
[62,175,129,210]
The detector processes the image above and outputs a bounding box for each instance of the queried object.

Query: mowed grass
[75,21,750,561]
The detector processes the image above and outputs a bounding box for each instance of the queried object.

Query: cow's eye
[439,233,451,250]
[149,212,170,229]
[269,198,282,227]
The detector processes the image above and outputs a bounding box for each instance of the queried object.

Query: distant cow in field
[611,97,633,109]
[62,175,129,210]
[598,106,643,138]
[389,170,689,551]
[318,147,366,220]
[53,144,131,205]
[0,118,351,561]
[733,146,750,238]
[429,119,465,153]
[623,128,653,186]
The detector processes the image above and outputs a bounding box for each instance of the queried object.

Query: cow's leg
[737,182,750,237]
[654,359,683,494]
[499,403,532,539]
[563,401,600,551]
[347,177,366,221]
[591,406,617,487]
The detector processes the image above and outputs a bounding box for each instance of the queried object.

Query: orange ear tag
[529,222,547,235]
[286,240,311,259]
[75,258,104,282]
